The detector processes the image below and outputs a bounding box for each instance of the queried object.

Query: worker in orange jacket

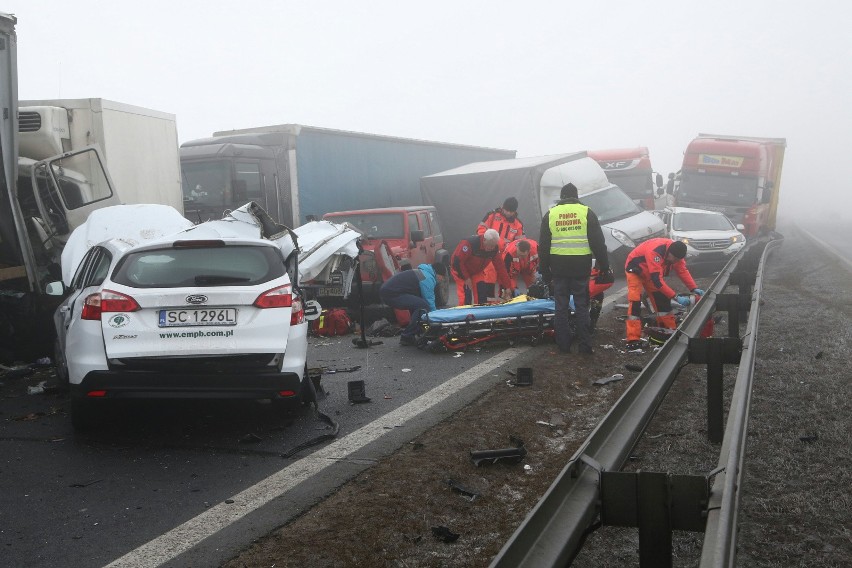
[451,229,513,305]
[503,238,539,293]
[624,238,704,349]
[477,197,524,296]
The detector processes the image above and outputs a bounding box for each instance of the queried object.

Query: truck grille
[18,111,42,133]
[691,239,731,250]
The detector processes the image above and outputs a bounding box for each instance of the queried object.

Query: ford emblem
[186,294,208,305]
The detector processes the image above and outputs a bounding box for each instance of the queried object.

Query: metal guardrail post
[688,337,742,443]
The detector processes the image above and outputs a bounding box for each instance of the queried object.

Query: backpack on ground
[311,308,354,337]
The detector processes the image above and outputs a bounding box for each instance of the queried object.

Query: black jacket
[538,198,609,279]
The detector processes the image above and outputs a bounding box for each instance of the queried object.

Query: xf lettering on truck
[600,159,637,170]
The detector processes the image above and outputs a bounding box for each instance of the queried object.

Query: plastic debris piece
[536,421,554,427]
[401,368,412,373]
[32,357,52,367]
[446,479,480,502]
[594,374,625,386]
[238,433,263,444]
[322,365,361,374]
[452,352,464,358]
[27,381,47,395]
[512,367,533,386]
[470,436,526,466]
[347,380,371,403]
[383,394,392,399]
[799,433,819,443]
[524,464,532,471]
[601,344,615,350]
[431,525,460,543]
[225,499,235,504]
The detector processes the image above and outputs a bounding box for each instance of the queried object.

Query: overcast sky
[5,0,851,222]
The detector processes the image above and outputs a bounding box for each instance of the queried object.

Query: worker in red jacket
[503,238,539,293]
[477,197,525,295]
[624,238,705,349]
[451,229,513,305]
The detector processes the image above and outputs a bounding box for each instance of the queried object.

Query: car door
[61,247,114,382]
[407,213,428,267]
[418,211,435,262]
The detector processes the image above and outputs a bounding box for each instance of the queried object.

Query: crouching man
[380,262,447,346]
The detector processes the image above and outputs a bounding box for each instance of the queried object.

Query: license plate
[158,308,237,327]
[318,286,344,296]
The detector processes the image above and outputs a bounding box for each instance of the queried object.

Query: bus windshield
[678,172,758,206]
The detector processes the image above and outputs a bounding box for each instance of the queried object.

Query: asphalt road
[0,312,543,568]
[2,275,678,568]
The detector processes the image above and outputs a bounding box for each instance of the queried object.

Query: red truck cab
[321,206,450,306]
[588,147,663,210]
[674,135,786,237]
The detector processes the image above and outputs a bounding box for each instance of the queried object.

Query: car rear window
[112,244,285,288]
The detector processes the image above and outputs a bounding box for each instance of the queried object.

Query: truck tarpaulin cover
[420,152,586,249]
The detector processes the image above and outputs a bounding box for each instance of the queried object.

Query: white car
[51,212,311,430]
[652,206,746,269]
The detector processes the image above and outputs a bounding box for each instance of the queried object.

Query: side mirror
[736,224,745,231]
[45,281,66,296]
[655,173,664,189]
[666,179,675,195]
[410,229,424,246]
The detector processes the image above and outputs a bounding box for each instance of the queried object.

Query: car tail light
[81,290,141,320]
[290,295,305,325]
[254,284,293,309]
[278,390,297,398]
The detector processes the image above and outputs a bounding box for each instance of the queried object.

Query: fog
[5,0,851,224]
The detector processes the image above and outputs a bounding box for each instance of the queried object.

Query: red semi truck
[587,147,663,210]
[673,134,786,237]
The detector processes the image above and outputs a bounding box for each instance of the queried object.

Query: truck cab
[587,147,663,210]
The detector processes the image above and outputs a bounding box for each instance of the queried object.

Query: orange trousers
[625,272,676,341]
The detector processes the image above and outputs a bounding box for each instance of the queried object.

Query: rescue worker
[539,183,609,355]
[380,262,447,346]
[503,238,539,294]
[477,197,525,298]
[451,229,513,305]
[624,238,705,349]
[478,197,524,243]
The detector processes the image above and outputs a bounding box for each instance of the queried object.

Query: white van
[539,157,666,265]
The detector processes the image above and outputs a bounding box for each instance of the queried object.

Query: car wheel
[53,340,70,392]
[301,365,317,406]
[70,397,101,432]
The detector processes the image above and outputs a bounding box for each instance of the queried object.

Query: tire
[70,397,101,432]
[300,365,317,406]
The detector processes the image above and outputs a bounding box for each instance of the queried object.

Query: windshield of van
[325,213,404,239]
[580,186,642,223]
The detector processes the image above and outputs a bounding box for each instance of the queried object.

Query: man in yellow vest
[539,183,610,354]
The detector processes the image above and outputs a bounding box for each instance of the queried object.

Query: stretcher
[421,296,558,352]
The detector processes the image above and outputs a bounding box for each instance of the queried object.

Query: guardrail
[489,236,782,568]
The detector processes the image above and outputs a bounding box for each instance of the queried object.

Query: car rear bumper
[72,370,303,400]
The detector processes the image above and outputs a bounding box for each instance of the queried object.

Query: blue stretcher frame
[425,299,556,324]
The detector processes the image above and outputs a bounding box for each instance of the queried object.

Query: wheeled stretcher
[421,296,558,352]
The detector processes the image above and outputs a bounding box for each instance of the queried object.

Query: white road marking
[105,346,531,568]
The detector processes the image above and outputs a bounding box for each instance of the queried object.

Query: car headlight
[611,229,635,248]
[730,234,744,244]
[677,237,690,245]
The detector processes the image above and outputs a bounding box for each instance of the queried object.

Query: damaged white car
[50,203,353,430]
